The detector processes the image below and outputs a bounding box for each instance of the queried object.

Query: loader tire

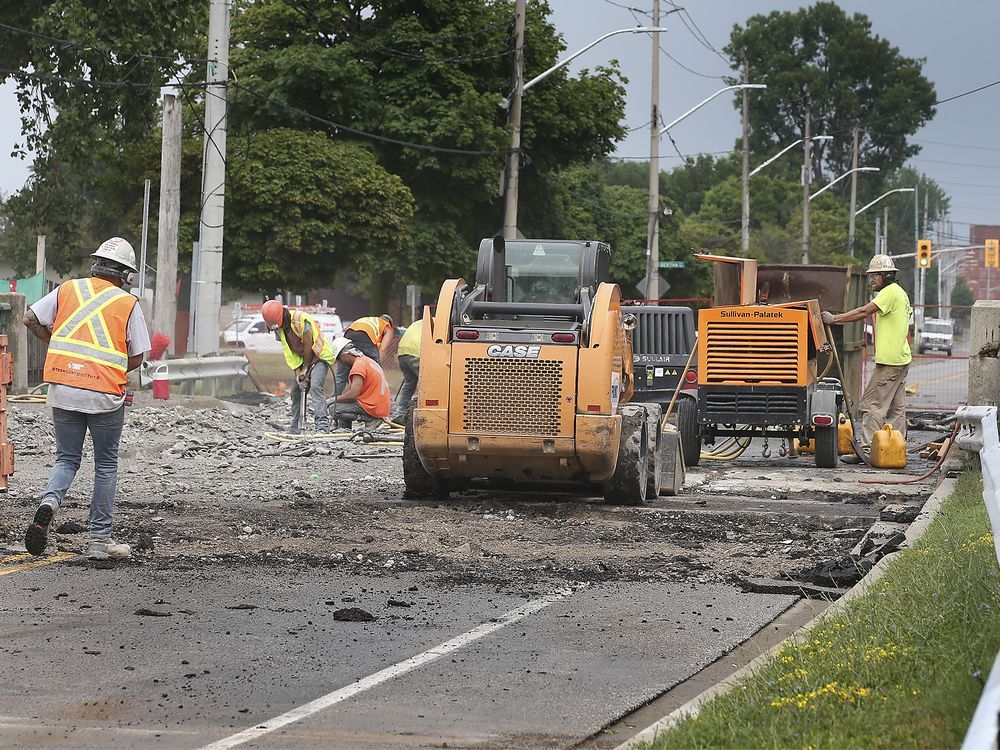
[643,405,663,499]
[814,424,837,469]
[403,407,449,500]
[603,409,648,506]
[675,396,701,467]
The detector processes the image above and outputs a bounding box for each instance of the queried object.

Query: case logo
[486,344,542,358]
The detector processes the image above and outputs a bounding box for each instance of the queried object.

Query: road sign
[658,260,685,269]
[635,274,670,297]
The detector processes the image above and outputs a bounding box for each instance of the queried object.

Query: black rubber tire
[814,424,837,469]
[603,410,648,505]
[646,411,663,499]
[675,396,700,467]
[947,349,952,357]
[402,408,449,499]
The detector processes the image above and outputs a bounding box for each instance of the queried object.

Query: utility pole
[883,205,889,253]
[194,0,230,355]
[874,217,881,255]
[800,109,811,264]
[35,235,45,276]
[501,0,526,241]
[644,0,662,300]
[847,127,859,257]
[740,59,750,254]
[153,93,182,354]
[914,185,923,343]
[138,178,151,296]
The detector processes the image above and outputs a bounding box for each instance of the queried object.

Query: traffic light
[986,239,1000,268]
[917,240,932,269]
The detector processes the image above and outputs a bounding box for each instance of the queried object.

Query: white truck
[919,318,954,356]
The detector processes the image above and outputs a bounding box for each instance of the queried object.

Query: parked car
[919,318,954,356]
[222,311,344,351]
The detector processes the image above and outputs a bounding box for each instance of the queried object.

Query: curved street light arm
[500,27,668,108]
[659,84,766,134]
[749,135,833,178]
[809,166,879,201]
[855,187,916,217]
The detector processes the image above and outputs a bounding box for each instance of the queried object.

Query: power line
[914,138,1000,152]
[0,66,208,89]
[911,156,1000,170]
[659,42,728,81]
[0,21,208,63]
[232,83,503,156]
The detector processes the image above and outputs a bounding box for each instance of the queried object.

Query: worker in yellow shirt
[390,320,422,424]
[822,254,912,464]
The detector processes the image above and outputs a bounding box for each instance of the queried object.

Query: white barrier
[138,355,250,388]
[955,405,1000,750]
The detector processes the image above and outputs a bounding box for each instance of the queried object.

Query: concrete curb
[616,471,960,750]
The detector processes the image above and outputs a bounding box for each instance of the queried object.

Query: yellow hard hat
[866,254,897,274]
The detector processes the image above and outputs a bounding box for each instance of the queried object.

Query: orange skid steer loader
[402,237,685,504]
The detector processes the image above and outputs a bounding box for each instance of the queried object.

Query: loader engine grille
[704,321,800,384]
[463,358,564,435]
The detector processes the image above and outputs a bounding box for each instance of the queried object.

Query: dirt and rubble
[1,393,941,590]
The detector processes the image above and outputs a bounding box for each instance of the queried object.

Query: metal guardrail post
[955,405,1000,750]
[0,335,14,492]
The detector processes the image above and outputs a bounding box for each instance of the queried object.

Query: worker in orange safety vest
[22,237,151,561]
[337,313,395,394]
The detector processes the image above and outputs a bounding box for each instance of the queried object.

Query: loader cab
[475,237,610,305]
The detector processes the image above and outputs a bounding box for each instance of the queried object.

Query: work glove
[821,310,836,326]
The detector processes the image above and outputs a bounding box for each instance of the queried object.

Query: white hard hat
[866,254,897,274]
[330,336,360,361]
[91,237,139,273]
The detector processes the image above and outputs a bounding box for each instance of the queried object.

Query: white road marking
[199,586,582,750]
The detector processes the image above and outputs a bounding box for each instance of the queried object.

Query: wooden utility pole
[645,0,662,300]
[153,93,182,354]
[847,127,859,257]
[740,59,750,253]
[800,109,811,264]
[501,0,526,240]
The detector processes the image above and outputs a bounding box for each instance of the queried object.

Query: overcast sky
[2,1,999,244]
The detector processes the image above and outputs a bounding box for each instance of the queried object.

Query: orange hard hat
[262,300,285,330]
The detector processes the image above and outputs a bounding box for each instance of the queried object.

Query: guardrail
[955,405,1000,750]
[138,355,250,388]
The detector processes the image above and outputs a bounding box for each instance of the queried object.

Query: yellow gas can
[837,414,854,455]
[870,424,907,469]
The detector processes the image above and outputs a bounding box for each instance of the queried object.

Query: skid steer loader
[403,237,685,504]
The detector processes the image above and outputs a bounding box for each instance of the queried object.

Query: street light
[809,167,879,201]
[854,187,915,217]
[501,24,669,240]
[499,27,668,109]
[749,135,832,178]
[644,82,766,298]
[658,84,767,134]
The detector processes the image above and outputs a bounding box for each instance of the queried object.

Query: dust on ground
[1,393,941,588]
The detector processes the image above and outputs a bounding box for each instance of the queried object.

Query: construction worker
[21,237,150,561]
[262,300,335,433]
[328,337,391,428]
[336,313,395,394]
[390,319,422,424]
[822,254,912,464]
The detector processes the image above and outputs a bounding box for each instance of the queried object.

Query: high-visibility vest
[43,278,137,395]
[279,310,335,370]
[347,316,391,346]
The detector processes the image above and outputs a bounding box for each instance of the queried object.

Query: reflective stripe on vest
[43,278,136,394]
[348,316,388,345]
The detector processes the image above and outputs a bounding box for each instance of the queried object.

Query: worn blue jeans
[290,360,331,433]
[42,406,125,541]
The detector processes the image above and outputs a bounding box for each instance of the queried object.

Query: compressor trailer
[696,255,845,468]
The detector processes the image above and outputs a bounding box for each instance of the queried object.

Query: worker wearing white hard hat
[327,337,391,429]
[821,253,912,464]
[21,236,151,561]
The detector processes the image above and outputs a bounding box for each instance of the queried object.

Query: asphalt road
[0,563,794,750]
[906,351,968,411]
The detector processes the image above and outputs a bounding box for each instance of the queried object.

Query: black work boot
[25,503,55,556]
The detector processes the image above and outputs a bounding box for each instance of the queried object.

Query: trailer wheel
[814,424,837,469]
[603,409,648,505]
[403,407,449,499]
[675,396,701,467]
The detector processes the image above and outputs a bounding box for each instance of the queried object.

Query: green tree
[225,129,414,291]
[726,2,936,186]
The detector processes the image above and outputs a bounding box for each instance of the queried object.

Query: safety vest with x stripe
[43,278,137,395]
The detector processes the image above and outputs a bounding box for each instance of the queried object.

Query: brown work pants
[859,363,909,450]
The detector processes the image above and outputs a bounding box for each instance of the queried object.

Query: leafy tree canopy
[725,2,936,187]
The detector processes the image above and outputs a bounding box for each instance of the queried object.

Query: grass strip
[649,469,1000,750]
